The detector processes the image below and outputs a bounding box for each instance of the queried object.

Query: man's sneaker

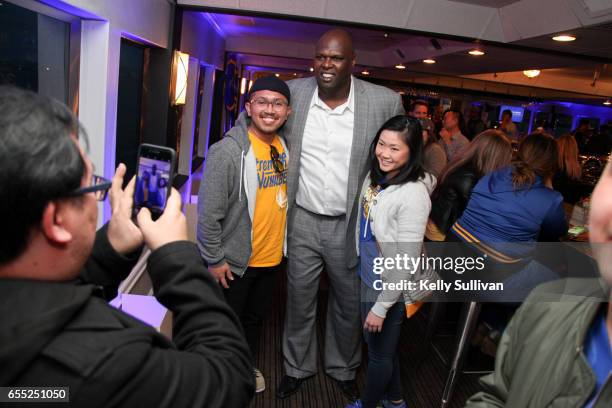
[381,399,407,408]
[254,368,265,393]
[345,399,363,408]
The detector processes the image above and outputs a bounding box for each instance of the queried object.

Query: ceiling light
[383,33,389,38]
[423,59,436,64]
[309,67,314,72]
[361,70,370,75]
[468,49,485,56]
[274,73,280,77]
[523,69,541,78]
[395,64,406,69]
[604,99,612,106]
[552,34,576,42]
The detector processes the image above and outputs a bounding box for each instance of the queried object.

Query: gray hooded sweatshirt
[197,117,289,277]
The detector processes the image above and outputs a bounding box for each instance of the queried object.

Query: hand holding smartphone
[133,144,176,220]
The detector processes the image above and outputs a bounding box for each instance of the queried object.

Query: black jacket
[0,226,254,407]
[430,164,480,234]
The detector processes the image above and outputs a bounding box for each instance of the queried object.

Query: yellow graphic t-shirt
[248,132,288,267]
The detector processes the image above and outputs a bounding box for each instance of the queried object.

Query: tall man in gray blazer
[277,29,405,401]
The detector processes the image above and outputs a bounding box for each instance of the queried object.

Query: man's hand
[364,311,385,333]
[137,188,188,251]
[208,262,234,289]
[107,164,144,254]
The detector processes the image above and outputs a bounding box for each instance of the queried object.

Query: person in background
[348,116,435,408]
[419,117,447,179]
[553,134,590,214]
[499,109,519,143]
[197,76,292,393]
[573,118,592,154]
[439,109,469,161]
[0,86,254,407]
[448,133,567,299]
[408,99,429,119]
[426,130,512,242]
[466,106,486,141]
[464,159,612,408]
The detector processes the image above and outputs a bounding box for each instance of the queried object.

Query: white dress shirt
[296,77,355,216]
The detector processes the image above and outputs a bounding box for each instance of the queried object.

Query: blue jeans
[360,284,405,408]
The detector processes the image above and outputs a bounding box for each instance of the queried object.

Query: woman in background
[426,130,513,241]
[553,134,590,217]
[348,116,435,408]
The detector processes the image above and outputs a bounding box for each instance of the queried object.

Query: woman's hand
[364,311,385,333]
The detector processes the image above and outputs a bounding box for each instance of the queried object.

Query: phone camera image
[134,156,171,215]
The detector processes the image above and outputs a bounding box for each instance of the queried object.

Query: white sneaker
[254,368,266,393]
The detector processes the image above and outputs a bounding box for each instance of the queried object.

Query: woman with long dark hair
[347,116,435,408]
[426,130,513,241]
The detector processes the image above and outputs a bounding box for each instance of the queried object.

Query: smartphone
[133,143,176,220]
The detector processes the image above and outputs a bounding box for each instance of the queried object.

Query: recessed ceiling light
[361,70,370,75]
[552,34,576,42]
[275,73,280,77]
[423,59,436,64]
[468,49,485,56]
[395,64,406,69]
[383,33,389,38]
[523,69,541,78]
[604,99,611,106]
[309,67,314,72]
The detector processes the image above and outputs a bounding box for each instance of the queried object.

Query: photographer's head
[0,86,100,280]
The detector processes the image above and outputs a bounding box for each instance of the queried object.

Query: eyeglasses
[270,145,285,174]
[250,97,288,111]
[69,175,112,201]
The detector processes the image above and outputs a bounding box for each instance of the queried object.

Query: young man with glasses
[0,86,254,406]
[197,75,292,393]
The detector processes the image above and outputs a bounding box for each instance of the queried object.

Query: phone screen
[134,147,174,218]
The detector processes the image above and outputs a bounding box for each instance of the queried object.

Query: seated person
[465,157,612,408]
[554,134,591,210]
[0,86,254,407]
[427,130,512,242]
[447,133,568,299]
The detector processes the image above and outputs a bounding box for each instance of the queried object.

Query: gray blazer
[281,76,405,268]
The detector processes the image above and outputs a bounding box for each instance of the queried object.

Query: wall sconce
[170,50,189,105]
[240,77,247,95]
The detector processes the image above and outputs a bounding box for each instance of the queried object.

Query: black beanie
[248,76,291,104]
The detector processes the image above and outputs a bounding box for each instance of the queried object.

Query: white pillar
[78,20,121,224]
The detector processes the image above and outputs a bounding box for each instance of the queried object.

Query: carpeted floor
[249,271,484,408]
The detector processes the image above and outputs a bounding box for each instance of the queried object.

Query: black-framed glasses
[69,175,112,201]
[250,97,288,111]
[270,145,285,174]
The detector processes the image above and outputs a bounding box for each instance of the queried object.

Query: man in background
[439,109,469,161]
[409,99,429,119]
[499,109,519,142]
